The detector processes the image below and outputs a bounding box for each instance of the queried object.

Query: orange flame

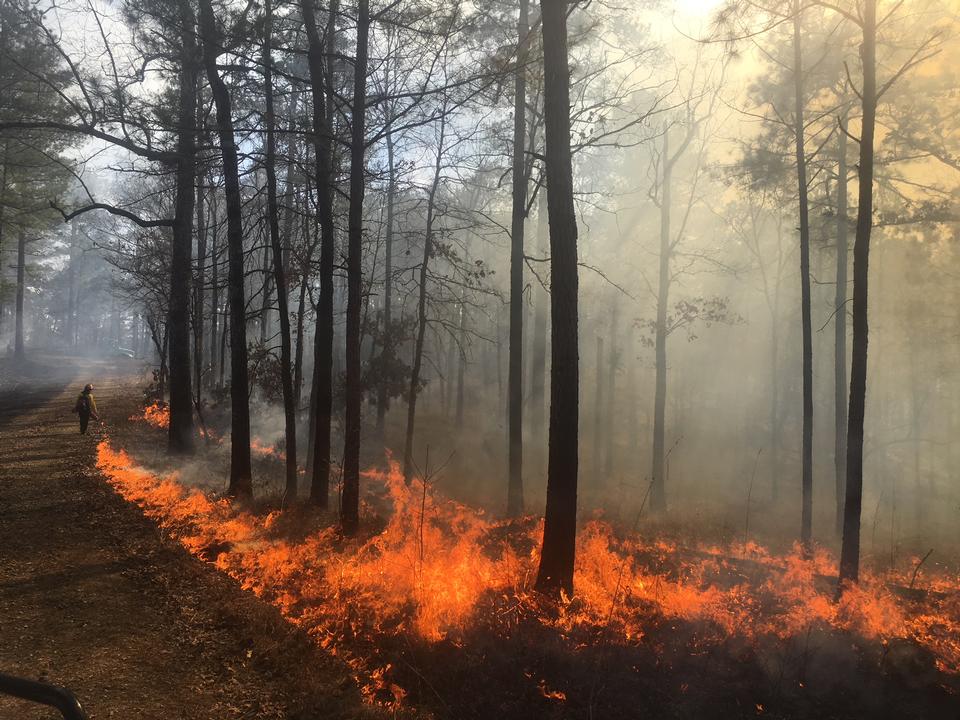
[95,439,960,707]
[251,437,285,461]
[131,402,170,429]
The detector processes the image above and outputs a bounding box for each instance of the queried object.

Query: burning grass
[131,402,170,429]
[95,438,960,714]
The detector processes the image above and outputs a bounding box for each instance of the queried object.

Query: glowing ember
[131,402,170,429]
[94,439,960,707]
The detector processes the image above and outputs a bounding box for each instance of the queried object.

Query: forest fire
[131,402,170,429]
[250,437,285,460]
[95,438,960,708]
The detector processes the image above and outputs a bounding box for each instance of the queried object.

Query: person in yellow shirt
[73,384,100,435]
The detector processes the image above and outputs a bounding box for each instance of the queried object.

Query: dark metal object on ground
[0,672,89,719]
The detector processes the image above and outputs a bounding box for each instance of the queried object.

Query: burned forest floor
[2,353,959,720]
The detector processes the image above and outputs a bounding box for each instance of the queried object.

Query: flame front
[95,439,960,706]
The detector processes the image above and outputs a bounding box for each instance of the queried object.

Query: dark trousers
[79,412,90,434]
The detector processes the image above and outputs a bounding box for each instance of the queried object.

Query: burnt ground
[0,354,383,720]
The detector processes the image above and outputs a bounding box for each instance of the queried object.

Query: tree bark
[507,0,530,517]
[194,183,206,406]
[839,0,877,587]
[302,0,337,508]
[198,0,252,497]
[168,0,198,455]
[834,112,849,536]
[535,0,579,598]
[376,57,397,437]
[792,0,814,552]
[529,190,548,437]
[264,0,298,497]
[342,0,370,534]
[455,300,466,429]
[209,194,220,390]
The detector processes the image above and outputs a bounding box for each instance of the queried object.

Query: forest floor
[0,354,383,720]
[2,354,959,720]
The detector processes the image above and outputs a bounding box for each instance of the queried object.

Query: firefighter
[73,383,100,435]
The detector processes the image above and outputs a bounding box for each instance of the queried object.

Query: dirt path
[0,355,375,720]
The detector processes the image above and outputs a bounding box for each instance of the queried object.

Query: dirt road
[0,355,373,720]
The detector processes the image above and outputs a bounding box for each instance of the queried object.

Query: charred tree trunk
[168,0,198,455]
[264,0,298,497]
[839,0,877,588]
[834,113,849,536]
[198,0,252,497]
[342,0,370,534]
[402,111,447,484]
[792,1,814,552]
[507,0,530,516]
[535,0,579,598]
[302,0,337,508]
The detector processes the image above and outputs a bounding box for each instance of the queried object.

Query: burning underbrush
[129,403,285,461]
[132,401,170,429]
[95,438,960,717]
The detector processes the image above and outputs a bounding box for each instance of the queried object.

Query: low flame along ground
[133,403,284,459]
[95,429,960,709]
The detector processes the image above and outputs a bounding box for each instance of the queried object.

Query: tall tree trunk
[839,0,877,587]
[264,0,298,497]
[198,0,253,496]
[376,67,397,437]
[342,0,370,534]
[293,261,309,408]
[529,191,548,437]
[259,242,272,344]
[402,111,447,483]
[535,0,579,598]
[455,300,466,429]
[507,0,530,516]
[302,0,338,508]
[793,0,814,552]
[168,0,198,455]
[834,112,849,536]
[650,131,672,513]
[209,196,220,390]
[14,228,25,359]
[194,183,206,405]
